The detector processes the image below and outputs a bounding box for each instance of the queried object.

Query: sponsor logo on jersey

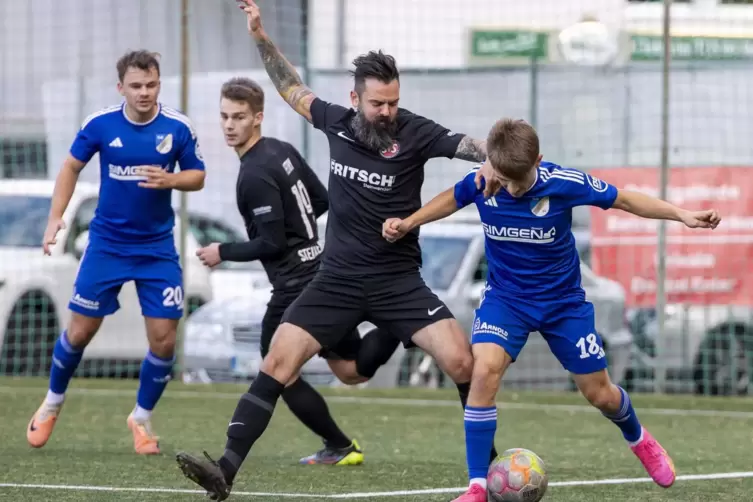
[156,133,173,154]
[253,205,273,216]
[472,317,509,339]
[330,159,396,192]
[587,174,608,193]
[282,157,295,175]
[379,141,400,159]
[297,243,323,262]
[108,164,168,181]
[482,223,556,244]
[530,196,550,216]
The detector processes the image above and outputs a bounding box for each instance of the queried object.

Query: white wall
[309,0,753,69]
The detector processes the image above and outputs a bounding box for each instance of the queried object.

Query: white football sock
[470,477,487,490]
[45,390,65,406]
[131,405,152,422]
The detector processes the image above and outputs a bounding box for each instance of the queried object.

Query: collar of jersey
[121,102,161,126]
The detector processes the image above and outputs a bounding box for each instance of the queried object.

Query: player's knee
[261,323,320,384]
[67,313,103,348]
[145,318,178,358]
[576,372,619,411]
[471,359,504,392]
[329,360,368,385]
[443,350,474,383]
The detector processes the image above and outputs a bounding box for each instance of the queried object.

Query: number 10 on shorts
[576,333,604,360]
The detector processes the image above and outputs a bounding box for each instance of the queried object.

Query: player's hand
[42,218,66,256]
[474,160,502,198]
[382,218,409,243]
[137,166,175,190]
[196,243,223,268]
[236,0,265,39]
[679,209,721,229]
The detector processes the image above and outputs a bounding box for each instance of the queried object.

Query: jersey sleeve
[218,173,287,262]
[561,169,618,209]
[410,113,465,160]
[310,98,350,132]
[289,146,328,217]
[69,116,101,164]
[176,122,205,171]
[453,166,483,208]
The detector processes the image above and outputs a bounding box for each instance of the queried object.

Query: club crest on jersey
[380,141,400,159]
[587,174,608,193]
[156,134,173,154]
[530,196,550,217]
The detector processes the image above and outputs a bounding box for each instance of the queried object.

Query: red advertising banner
[589,166,753,307]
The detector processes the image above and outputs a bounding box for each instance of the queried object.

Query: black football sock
[356,328,401,379]
[282,377,352,449]
[456,381,499,463]
[219,371,285,484]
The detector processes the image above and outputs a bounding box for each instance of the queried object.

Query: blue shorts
[471,290,607,375]
[69,243,184,320]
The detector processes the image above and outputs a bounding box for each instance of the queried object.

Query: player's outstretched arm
[612,189,721,229]
[238,0,316,123]
[383,188,459,243]
[454,136,487,163]
[42,155,85,255]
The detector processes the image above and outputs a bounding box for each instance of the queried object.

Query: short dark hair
[486,119,540,181]
[220,77,265,113]
[350,50,399,94]
[116,50,161,82]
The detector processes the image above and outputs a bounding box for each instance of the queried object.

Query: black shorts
[280,269,454,350]
[260,286,362,360]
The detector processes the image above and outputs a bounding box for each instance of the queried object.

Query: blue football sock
[464,406,498,482]
[603,386,643,443]
[136,350,175,413]
[48,330,84,396]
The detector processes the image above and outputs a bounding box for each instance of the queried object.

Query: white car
[183,211,634,390]
[0,179,256,376]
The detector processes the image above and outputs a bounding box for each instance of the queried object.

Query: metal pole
[176,0,190,379]
[655,0,672,394]
[301,0,311,160]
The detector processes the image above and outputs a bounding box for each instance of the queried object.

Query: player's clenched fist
[196,243,222,268]
[42,218,66,255]
[679,208,721,229]
[236,0,264,39]
[382,218,409,243]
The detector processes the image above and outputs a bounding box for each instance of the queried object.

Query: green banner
[471,30,548,59]
[631,34,753,61]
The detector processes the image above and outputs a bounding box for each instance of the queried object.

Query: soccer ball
[487,448,548,502]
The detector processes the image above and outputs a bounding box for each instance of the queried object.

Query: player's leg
[366,274,499,466]
[543,300,676,488]
[449,296,530,502]
[27,247,122,448]
[131,255,183,454]
[176,273,364,498]
[325,326,400,384]
[259,292,360,465]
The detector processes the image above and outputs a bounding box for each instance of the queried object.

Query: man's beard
[350,109,397,152]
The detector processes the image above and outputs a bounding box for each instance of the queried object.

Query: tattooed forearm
[454,136,487,162]
[255,37,315,119]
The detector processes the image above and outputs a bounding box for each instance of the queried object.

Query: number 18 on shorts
[470,292,608,375]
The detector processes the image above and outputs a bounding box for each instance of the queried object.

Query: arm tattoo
[256,38,314,114]
[454,136,487,162]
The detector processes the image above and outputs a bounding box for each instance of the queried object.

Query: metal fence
[0,0,751,396]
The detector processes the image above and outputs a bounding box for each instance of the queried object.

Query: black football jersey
[310,98,465,276]
[219,137,328,290]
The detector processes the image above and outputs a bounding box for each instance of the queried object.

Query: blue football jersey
[454,161,618,300]
[69,103,205,246]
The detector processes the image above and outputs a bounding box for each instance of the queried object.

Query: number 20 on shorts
[162,286,184,309]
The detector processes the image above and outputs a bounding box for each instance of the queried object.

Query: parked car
[0,179,255,376]
[627,305,752,395]
[183,210,634,389]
